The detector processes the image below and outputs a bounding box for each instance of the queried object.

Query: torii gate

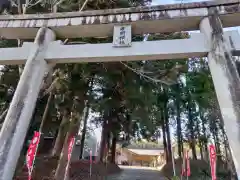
[0,0,240,179]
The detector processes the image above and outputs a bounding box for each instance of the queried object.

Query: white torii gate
[1,0,240,179]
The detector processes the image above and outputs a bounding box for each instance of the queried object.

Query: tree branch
[120,61,173,85]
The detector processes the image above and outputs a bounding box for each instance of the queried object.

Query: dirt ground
[14,156,121,180]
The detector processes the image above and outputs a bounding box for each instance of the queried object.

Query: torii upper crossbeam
[0,0,240,39]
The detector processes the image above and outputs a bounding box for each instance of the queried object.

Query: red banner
[181,149,190,177]
[209,144,217,180]
[26,131,41,180]
[68,137,75,161]
[186,149,190,177]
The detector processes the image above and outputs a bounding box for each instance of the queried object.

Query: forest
[0,0,238,179]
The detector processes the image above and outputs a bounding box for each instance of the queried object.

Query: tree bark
[79,100,90,159]
[175,85,182,158]
[39,92,53,132]
[36,92,53,154]
[79,77,94,158]
[162,88,172,163]
[196,122,203,160]
[99,119,109,162]
[54,97,88,179]
[111,136,117,164]
[200,109,208,160]
[161,109,169,162]
[188,99,197,160]
[0,108,8,124]
[164,108,172,163]
[54,117,79,180]
[162,96,172,163]
[52,110,70,156]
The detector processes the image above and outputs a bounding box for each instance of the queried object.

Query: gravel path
[107,166,166,180]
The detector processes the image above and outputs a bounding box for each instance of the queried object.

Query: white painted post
[0,27,55,180]
[200,13,240,179]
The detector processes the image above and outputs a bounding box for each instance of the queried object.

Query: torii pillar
[200,9,240,178]
[0,27,55,180]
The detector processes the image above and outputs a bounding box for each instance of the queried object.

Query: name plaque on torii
[113,25,132,47]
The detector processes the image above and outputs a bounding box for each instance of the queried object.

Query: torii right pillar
[200,9,240,179]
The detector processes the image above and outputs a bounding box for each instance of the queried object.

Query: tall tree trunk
[54,99,86,180]
[163,99,172,163]
[200,109,208,161]
[209,116,221,161]
[51,109,70,156]
[111,135,117,164]
[0,108,8,123]
[0,103,9,129]
[39,92,53,132]
[162,88,172,163]
[214,120,221,159]
[105,129,111,162]
[54,116,80,180]
[161,109,169,162]
[175,90,182,158]
[165,112,172,163]
[99,119,108,162]
[196,122,203,160]
[219,118,230,163]
[79,77,94,158]
[125,113,132,142]
[188,100,197,160]
[79,100,90,159]
[36,92,53,154]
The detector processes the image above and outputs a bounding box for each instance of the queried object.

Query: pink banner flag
[90,149,92,163]
[209,144,217,180]
[68,137,75,161]
[186,149,190,177]
[26,131,41,180]
[181,149,190,177]
[64,137,75,180]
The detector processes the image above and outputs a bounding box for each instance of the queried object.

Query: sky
[152,0,207,5]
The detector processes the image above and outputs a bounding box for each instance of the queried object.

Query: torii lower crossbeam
[0,31,240,65]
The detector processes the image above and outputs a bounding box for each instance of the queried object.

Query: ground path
[107,166,166,180]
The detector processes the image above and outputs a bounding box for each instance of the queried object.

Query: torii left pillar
[0,27,55,180]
